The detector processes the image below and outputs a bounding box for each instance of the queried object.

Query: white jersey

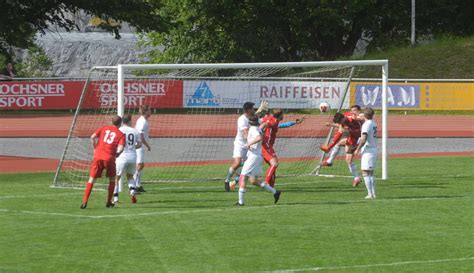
[247,126,262,156]
[118,125,140,159]
[361,119,377,154]
[234,114,250,147]
[135,116,149,142]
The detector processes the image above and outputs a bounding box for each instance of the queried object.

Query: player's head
[112,115,122,127]
[364,107,375,120]
[248,115,259,126]
[243,102,255,116]
[350,104,361,115]
[139,105,151,118]
[122,114,132,126]
[272,108,284,121]
[333,112,345,124]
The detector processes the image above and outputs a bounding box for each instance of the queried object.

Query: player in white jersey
[355,107,378,199]
[235,115,281,206]
[113,114,142,204]
[224,101,269,191]
[134,105,152,193]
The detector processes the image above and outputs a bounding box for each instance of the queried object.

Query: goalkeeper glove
[256,100,269,114]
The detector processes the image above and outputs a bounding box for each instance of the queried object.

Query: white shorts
[361,153,377,171]
[233,143,248,160]
[136,147,145,164]
[240,153,262,177]
[116,156,137,176]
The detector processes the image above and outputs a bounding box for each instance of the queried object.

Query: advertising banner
[420,82,474,110]
[183,80,349,109]
[352,83,421,109]
[0,80,183,110]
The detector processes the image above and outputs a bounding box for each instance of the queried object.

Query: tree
[0,0,166,57]
[142,0,473,63]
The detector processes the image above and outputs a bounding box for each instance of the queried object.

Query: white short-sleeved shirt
[135,116,149,142]
[247,126,262,156]
[234,114,250,146]
[118,125,140,160]
[361,119,377,154]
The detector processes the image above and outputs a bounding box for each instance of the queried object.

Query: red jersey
[93,125,125,161]
[342,112,361,135]
[262,115,279,148]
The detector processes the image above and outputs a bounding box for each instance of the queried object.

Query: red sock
[107,181,115,204]
[265,165,277,185]
[270,173,276,187]
[328,131,342,149]
[82,182,94,204]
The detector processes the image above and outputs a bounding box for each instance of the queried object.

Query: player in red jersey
[261,109,305,187]
[80,115,125,209]
[320,105,364,186]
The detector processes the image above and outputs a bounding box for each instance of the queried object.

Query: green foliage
[14,46,53,77]
[0,156,473,272]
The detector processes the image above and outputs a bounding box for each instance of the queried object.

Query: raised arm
[90,133,98,149]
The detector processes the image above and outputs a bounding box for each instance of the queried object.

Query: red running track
[1,115,473,138]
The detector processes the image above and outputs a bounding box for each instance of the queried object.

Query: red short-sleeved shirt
[93,125,125,161]
[342,112,361,135]
[262,115,279,148]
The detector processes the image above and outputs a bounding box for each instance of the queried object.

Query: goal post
[53,60,388,189]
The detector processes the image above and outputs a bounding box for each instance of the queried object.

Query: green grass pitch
[0,156,473,272]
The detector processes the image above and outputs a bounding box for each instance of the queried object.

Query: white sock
[260,182,277,194]
[128,178,135,190]
[238,188,245,204]
[363,176,371,196]
[225,167,235,183]
[370,176,376,197]
[327,146,340,164]
[348,163,359,178]
[134,170,142,187]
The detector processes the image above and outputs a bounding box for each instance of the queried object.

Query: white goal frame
[115,60,389,180]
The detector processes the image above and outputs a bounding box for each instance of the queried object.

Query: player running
[113,114,142,205]
[355,108,378,199]
[260,109,305,187]
[224,101,268,192]
[80,116,125,209]
[134,105,152,193]
[320,105,364,186]
[235,115,281,206]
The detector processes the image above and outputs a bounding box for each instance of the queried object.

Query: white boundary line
[0,196,469,219]
[271,256,474,272]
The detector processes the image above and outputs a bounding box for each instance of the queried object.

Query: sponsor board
[0,80,183,110]
[184,80,349,109]
[352,83,421,109]
[420,83,474,110]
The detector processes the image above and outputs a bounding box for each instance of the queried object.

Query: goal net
[53,61,388,189]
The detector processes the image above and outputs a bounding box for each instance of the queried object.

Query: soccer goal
[52,61,388,189]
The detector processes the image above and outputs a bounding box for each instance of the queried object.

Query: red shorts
[89,158,116,179]
[346,133,360,146]
[262,146,277,164]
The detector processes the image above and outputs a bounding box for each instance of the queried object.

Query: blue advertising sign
[354,84,420,109]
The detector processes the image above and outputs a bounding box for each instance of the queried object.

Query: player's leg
[236,174,247,206]
[361,152,377,199]
[322,139,346,166]
[263,147,279,187]
[226,144,247,191]
[127,160,138,203]
[114,159,126,204]
[105,160,117,207]
[345,136,361,186]
[81,159,102,209]
[134,147,146,192]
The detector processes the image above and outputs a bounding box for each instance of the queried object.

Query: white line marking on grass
[0,192,77,199]
[0,196,470,219]
[270,256,474,272]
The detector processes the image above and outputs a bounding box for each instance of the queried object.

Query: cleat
[321,160,333,167]
[80,203,87,209]
[273,190,281,204]
[224,181,230,192]
[229,181,237,191]
[372,194,377,199]
[112,200,119,206]
[234,175,240,183]
[130,195,137,204]
[320,144,331,153]
[106,202,115,208]
[365,195,373,200]
[136,186,146,193]
[234,202,244,206]
[352,176,362,187]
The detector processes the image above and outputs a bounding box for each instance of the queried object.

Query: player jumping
[80,115,125,209]
[235,115,281,206]
[113,114,142,205]
[260,109,306,187]
[224,101,268,192]
[355,108,378,199]
[320,105,363,186]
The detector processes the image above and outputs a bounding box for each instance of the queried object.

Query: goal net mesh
[53,64,383,188]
